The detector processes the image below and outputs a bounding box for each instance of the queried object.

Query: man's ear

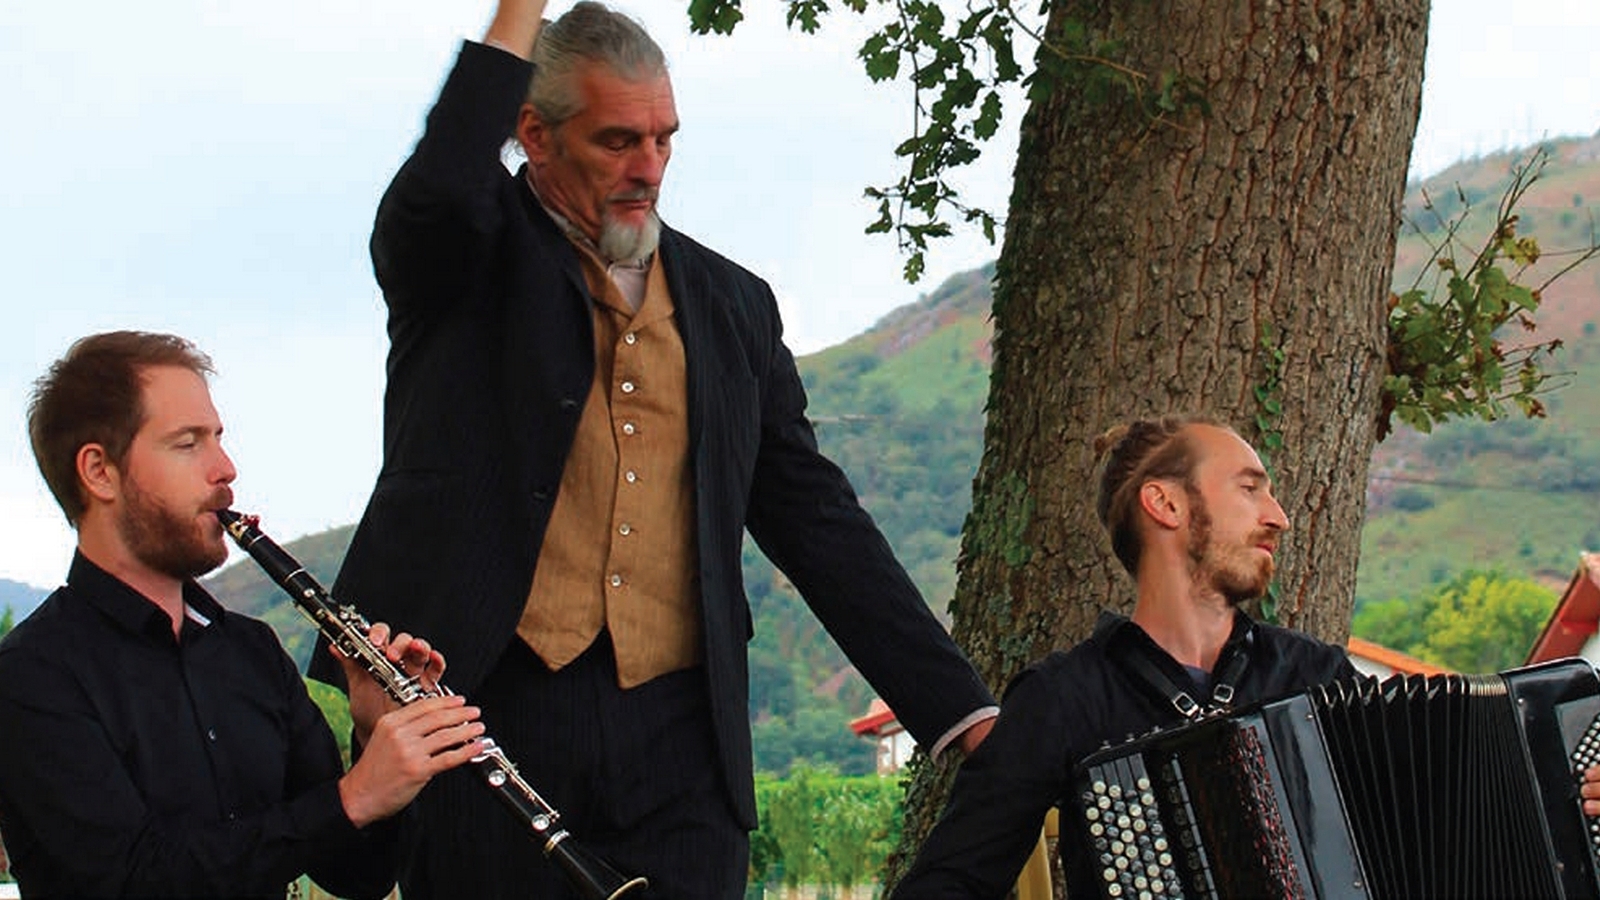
[77,443,119,504]
[516,104,550,166]
[1139,479,1184,530]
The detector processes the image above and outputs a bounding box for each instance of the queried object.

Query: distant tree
[764,765,825,898]
[0,605,13,640]
[1351,596,1428,657]
[1418,570,1559,672]
[1353,570,1559,672]
[818,776,903,898]
[304,677,354,766]
[752,767,903,898]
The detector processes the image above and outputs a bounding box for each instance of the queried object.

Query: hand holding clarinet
[335,622,486,828]
[217,509,648,900]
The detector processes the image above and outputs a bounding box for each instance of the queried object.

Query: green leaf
[973,91,1004,140]
[687,0,744,35]
[903,250,927,283]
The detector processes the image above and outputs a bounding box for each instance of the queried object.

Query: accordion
[1070,658,1600,899]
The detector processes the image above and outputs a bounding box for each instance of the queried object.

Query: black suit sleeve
[742,309,995,748]
[370,41,533,317]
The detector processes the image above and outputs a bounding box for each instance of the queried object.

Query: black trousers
[395,635,749,899]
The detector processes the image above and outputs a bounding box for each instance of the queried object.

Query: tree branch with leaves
[1382,147,1600,439]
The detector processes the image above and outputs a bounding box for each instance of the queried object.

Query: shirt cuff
[480,37,526,59]
[929,706,1000,759]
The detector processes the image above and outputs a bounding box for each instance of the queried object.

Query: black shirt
[0,553,399,899]
[894,610,1358,899]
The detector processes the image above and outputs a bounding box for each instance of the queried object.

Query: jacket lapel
[503,172,595,511]
[659,226,708,461]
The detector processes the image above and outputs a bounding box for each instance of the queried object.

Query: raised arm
[484,0,548,59]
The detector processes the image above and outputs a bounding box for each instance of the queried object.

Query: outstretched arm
[484,0,548,59]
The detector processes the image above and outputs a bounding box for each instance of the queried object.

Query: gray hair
[528,2,668,127]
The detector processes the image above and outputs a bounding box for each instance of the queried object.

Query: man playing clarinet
[0,330,484,899]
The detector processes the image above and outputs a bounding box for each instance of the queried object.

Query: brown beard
[1186,489,1274,605]
[118,476,228,581]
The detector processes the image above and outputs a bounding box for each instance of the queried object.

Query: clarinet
[216,509,648,900]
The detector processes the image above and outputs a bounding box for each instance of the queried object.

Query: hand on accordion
[1582,764,1600,817]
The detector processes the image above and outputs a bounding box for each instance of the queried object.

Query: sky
[2,1,1597,590]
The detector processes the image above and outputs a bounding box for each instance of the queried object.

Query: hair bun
[1092,425,1130,460]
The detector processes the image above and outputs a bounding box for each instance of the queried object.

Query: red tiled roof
[1526,553,1600,664]
[849,698,900,736]
[1345,636,1449,676]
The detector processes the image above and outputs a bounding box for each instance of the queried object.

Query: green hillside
[205,524,354,667]
[1359,335,1600,604]
[1364,137,1600,604]
[209,136,1600,774]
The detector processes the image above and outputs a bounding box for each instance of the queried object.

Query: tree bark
[886,0,1429,890]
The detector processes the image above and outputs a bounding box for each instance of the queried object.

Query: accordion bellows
[1072,658,1600,899]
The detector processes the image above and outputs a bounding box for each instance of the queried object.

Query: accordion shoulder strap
[1108,620,1252,721]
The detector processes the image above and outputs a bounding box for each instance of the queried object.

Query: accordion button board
[1071,657,1600,899]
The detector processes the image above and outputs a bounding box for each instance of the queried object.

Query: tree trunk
[885,0,1429,890]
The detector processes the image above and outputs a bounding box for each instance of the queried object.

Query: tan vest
[517,250,702,688]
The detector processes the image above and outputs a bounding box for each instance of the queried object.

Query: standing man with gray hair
[318,2,999,896]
